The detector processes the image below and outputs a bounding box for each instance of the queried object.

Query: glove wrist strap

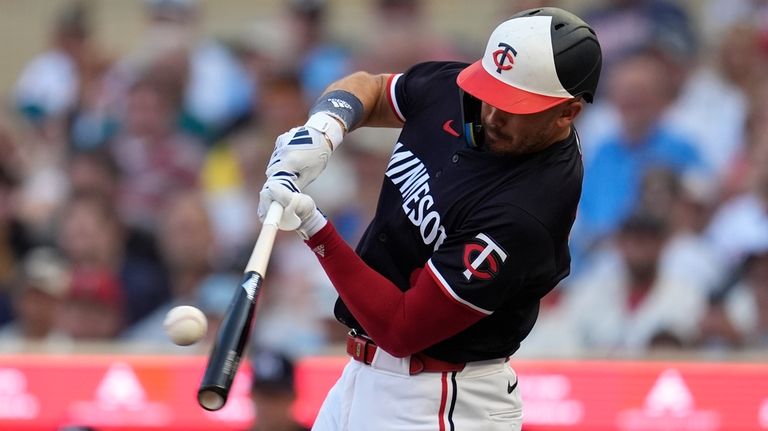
[299,209,328,240]
[306,112,345,150]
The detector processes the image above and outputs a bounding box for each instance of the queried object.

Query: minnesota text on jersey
[385,143,448,251]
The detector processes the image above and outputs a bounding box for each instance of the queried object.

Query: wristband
[309,90,365,132]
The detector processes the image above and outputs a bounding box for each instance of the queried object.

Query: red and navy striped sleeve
[387,61,470,124]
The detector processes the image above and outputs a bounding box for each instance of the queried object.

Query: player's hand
[258,180,327,240]
[258,173,302,230]
[264,113,345,190]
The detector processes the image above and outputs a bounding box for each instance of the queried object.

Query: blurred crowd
[0,0,767,365]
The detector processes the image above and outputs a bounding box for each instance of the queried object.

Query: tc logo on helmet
[492,42,517,73]
[462,233,508,281]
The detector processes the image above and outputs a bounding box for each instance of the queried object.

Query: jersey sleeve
[305,222,488,357]
[387,61,468,123]
[427,204,560,314]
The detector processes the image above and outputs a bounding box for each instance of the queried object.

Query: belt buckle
[349,331,369,363]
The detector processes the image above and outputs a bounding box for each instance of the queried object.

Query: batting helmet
[457,7,602,114]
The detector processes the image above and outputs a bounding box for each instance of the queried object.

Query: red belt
[346,332,465,375]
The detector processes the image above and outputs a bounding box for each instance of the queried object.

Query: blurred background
[0,0,767,429]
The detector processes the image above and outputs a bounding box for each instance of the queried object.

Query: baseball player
[259,7,602,431]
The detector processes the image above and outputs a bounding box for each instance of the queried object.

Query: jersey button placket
[451,154,459,163]
[378,233,387,242]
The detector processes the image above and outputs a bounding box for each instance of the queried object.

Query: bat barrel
[197,271,263,411]
[198,386,227,412]
[197,201,281,411]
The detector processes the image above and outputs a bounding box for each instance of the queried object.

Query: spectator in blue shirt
[575,48,707,262]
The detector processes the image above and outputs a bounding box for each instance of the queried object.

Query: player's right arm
[258,71,402,223]
[321,72,404,129]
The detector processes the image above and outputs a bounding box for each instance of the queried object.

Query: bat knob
[198,388,226,411]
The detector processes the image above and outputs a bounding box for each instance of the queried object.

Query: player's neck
[527,126,573,154]
[553,125,572,144]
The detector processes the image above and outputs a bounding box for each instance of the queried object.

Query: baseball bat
[197,201,284,411]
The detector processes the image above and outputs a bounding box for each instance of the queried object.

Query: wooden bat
[197,201,283,411]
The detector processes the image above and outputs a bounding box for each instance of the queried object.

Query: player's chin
[484,131,515,155]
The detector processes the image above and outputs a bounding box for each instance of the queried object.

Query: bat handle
[245,201,283,276]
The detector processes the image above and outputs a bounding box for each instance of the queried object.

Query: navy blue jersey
[334,61,583,363]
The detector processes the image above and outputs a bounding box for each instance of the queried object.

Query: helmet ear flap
[460,91,484,148]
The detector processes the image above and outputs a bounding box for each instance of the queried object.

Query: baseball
[163,305,208,346]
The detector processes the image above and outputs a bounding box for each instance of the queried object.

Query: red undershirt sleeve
[306,223,487,357]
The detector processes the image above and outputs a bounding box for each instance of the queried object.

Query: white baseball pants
[311,350,523,430]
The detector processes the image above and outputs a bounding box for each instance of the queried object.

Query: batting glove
[260,113,343,224]
[265,112,345,188]
[258,180,327,240]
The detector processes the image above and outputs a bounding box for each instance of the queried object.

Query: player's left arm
[306,223,488,357]
[306,210,550,357]
[265,186,552,357]
[262,185,483,356]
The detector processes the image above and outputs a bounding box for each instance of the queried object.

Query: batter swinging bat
[197,201,284,411]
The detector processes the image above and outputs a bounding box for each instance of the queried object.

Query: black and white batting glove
[260,113,344,224]
[258,181,327,240]
[265,113,344,187]
[258,172,300,229]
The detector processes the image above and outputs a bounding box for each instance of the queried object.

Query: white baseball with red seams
[163,305,208,346]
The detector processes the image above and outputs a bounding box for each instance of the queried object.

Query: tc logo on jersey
[462,233,508,281]
[492,42,517,74]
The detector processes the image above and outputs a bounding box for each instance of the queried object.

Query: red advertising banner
[0,355,253,431]
[294,357,768,431]
[511,361,768,431]
[1,355,768,430]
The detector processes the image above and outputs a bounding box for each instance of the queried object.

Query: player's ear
[555,98,583,128]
